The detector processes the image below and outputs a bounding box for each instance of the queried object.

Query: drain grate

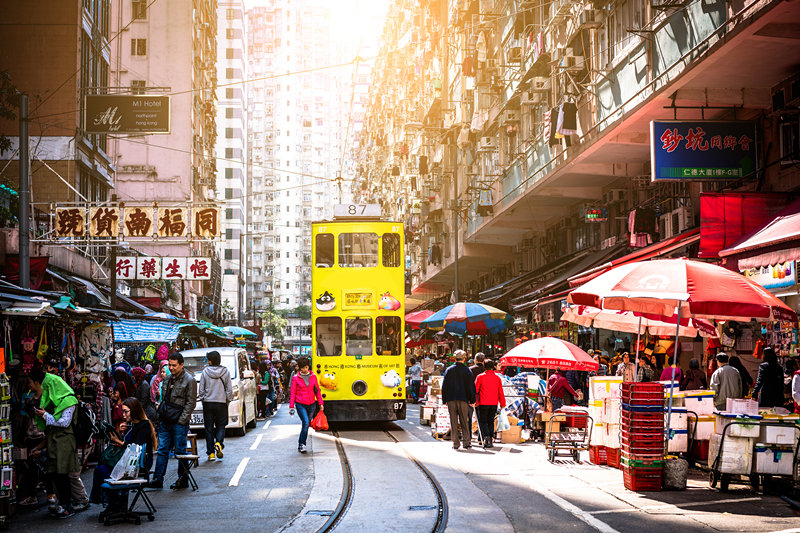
[408,505,437,511]
[306,510,334,516]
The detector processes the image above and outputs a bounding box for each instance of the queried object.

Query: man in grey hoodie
[198,350,233,461]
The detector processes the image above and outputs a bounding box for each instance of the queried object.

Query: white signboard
[117,257,212,280]
[333,204,381,219]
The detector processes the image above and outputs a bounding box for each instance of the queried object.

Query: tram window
[315,317,341,357]
[315,233,334,268]
[345,317,372,356]
[382,233,401,268]
[376,316,401,355]
[338,233,378,267]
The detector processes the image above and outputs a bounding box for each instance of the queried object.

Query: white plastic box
[589,376,622,401]
[754,444,794,475]
[665,407,688,430]
[667,428,688,453]
[759,414,800,445]
[709,433,755,474]
[714,412,763,438]
[684,390,716,415]
[605,423,621,449]
[726,398,758,416]
[603,399,621,424]
[690,415,715,441]
[590,423,606,446]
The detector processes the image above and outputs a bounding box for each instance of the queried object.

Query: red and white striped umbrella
[499,337,598,371]
[562,304,719,338]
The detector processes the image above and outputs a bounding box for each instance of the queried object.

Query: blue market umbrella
[223,326,259,338]
[419,302,513,335]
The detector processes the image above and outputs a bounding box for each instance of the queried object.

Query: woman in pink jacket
[289,357,324,453]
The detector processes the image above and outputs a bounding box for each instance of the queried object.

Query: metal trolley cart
[545,409,594,463]
[709,418,800,492]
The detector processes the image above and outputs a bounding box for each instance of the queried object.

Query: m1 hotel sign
[84,95,170,134]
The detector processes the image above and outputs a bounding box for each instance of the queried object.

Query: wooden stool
[186,433,198,466]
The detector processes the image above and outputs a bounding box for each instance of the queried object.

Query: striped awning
[112,319,186,343]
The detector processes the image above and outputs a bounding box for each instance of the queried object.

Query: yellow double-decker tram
[311,204,406,422]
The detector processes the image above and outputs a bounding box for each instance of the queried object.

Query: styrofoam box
[434,405,451,433]
[590,376,622,401]
[664,407,688,430]
[754,444,794,475]
[690,415,715,441]
[714,412,763,438]
[605,423,621,449]
[603,399,622,424]
[590,423,606,446]
[665,391,685,408]
[684,390,716,415]
[709,433,754,475]
[726,398,758,416]
[660,380,680,396]
[588,400,603,423]
[759,420,799,446]
[667,428,688,453]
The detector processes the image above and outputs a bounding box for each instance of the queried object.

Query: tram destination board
[333,204,381,219]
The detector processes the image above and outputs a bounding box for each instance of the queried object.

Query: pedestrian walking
[728,355,754,395]
[709,352,742,411]
[752,347,784,408]
[681,359,707,390]
[474,360,505,448]
[198,350,232,461]
[442,350,476,450]
[149,352,197,489]
[408,358,423,403]
[469,352,486,380]
[289,357,323,453]
[132,366,158,428]
[28,368,79,519]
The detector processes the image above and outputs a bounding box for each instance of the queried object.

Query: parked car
[182,347,258,436]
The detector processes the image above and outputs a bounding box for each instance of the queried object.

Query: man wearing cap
[710,352,742,411]
[442,350,476,449]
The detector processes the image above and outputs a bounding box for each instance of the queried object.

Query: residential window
[130,38,147,56]
[130,79,146,95]
[225,168,233,179]
[226,68,234,79]
[226,208,233,219]
[226,28,235,39]
[224,249,233,260]
[226,48,235,59]
[225,188,233,199]
[225,148,234,158]
[226,88,234,98]
[224,268,234,275]
[132,0,146,19]
[226,8,235,19]
[225,229,233,240]
[226,108,234,119]
[225,128,234,138]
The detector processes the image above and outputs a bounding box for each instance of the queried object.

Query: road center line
[262,420,272,431]
[250,434,263,450]
[229,457,250,487]
[530,483,620,533]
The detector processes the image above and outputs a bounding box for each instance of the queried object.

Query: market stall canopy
[223,325,258,338]
[719,198,800,269]
[567,258,796,322]
[499,337,598,371]
[144,312,178,320]
[112,318,186,343]
[561,303,718,338]
[419,302,513,335]
[405,309,434,329]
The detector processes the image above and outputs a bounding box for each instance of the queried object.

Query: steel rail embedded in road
[316,430,354,533]
[384,429,449,533]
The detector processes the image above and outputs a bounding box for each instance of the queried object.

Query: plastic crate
[620,429,665,445]
[622,391,666,406]
[690,439,709,461]
[621,382,665,393]
[621,455,664,468]
[620,426,665,440]
[621,410,665,427]
[606,446,621,468]
[621,403,664,412]
[623,466,663,491]
[621,449,665,463]
[621,438,665,453]
[589,445,607,465]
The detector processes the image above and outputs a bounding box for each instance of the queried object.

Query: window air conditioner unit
[563,55,585,72]
[502,110,519,124]
[578,9,603,29]
[603,189,626,204]
[479,136,498,150]
[531,77,551,91]
[506,46,522,64]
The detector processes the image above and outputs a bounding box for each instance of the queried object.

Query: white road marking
[250,434,263,450]
[229,457,250,487]
[530,483,620,533]
[262,420,272,431]
[590,496,763,515]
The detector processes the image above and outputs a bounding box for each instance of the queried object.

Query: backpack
[72,398,98,447]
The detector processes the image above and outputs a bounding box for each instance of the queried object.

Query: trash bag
[497,409,511,432]
[310,410,329,431]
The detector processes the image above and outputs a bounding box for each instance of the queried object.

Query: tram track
[316,426,448,533]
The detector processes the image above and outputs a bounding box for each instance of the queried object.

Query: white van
[182,347,257,436]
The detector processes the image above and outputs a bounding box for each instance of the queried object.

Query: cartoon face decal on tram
[380,369,402,388]
[320,372,338,390]
[315,291,336,312]
[377,291,401,311]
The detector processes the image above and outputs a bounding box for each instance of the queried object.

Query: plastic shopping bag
[310,410,329,431]
[497,409,511,432]
[109,444,141,481]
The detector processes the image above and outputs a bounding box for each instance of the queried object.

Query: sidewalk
[398,404,800,533]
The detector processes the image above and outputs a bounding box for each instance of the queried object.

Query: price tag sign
[333,204,381,218]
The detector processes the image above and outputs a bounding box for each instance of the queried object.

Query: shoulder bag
[156,378,184,424]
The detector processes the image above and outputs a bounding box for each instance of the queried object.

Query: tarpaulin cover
[699,193,792,258]
[720,198,800,258]
[112,319,185,343]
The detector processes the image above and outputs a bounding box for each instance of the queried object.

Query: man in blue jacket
[442,350,476,449]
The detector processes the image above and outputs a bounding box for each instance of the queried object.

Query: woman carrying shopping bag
[288,357,323,454]
[474,360,506,448]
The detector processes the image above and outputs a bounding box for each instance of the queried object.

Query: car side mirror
[242,370,255,379]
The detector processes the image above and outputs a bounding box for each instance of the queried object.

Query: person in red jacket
[548,368,582,411]
[289,357,323,453]
[474,360,506,449]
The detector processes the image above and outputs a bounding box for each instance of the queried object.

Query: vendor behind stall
[547,368,582,410]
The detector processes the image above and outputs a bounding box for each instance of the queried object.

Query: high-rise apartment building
[246,0,347,352]
[217,0,248,324]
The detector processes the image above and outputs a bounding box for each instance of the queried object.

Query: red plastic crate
[690,439,709,461]
[589,445,607,465]
[621,450,665,464]
[621,382,665,393]
[621,410,665,426]
[621,394,665,407]
[620,431,665,447]
[620,426,664,439]
[622,443,665,455]
[623,466,662,492]
[606,447,621,468]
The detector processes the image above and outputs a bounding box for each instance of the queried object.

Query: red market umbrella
[499,337,598,372]
[562,304,719,338]
[405,309,434,330]
[567,258,796,322]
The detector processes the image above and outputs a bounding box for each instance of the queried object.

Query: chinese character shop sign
[116,257,212,280]
[650,121,757,181]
